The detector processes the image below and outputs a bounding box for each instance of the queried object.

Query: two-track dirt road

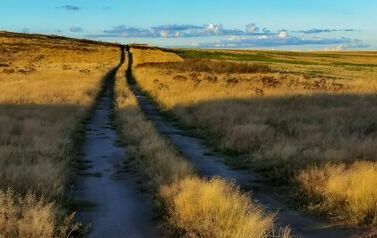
[73,48,159,238]
[72,46,364,238]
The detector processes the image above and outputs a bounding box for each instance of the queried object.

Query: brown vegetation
[296,162,377,225]
[136,58,272,74]
[131,47,377,226]
[115,51,289,237]
[160,177,276,238]
[0,32,119,236]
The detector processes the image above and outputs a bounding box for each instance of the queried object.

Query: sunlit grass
[0,33,119,236]
[175,49,377,67]
[130,47,377,226]
[160,177,277,238]
[115,52,289,237]
[296,162,377,225]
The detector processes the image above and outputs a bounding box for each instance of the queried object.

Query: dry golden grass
[136,59,272,74]
[0,189,78,238]
[160,177,276,238]
[131,47,183,66]
[176,48,377,66]
[296,162,377,225]
[115,60,192,185]
[130,47,377,226]
[0,32,119,236]
[115,51,288,237]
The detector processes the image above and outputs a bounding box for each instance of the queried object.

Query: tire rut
[72,47,160,238]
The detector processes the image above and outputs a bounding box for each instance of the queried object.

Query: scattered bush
[137,58,272,74]
[173,75,188,81]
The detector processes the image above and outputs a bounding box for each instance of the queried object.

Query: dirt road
[73,48,159,238]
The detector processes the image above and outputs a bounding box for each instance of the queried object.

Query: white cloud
[245,23,259,33]
[258,35,268,40]
[278,30,288,39]
[158,31,170,37]
[323,45,345,51]
[85,23,365,49]
[204,24,224,35]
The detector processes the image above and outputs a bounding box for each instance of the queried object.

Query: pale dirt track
[73,48,160,238]
[71,47,365,238]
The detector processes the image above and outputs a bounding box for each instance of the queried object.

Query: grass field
[131,47,377,226]
[0,32,119,237]
[2,30,375,236]
[173,49,377,67]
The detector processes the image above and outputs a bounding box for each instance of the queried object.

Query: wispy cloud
[295,28,355,34]
[69,26,83,33]
[87,23,277,38]
[83,22,364,49]
[151,24,202,37]
[57,5,80,11]
[89,23,355,39]
[198,36,367,49]
[103,25,154,37]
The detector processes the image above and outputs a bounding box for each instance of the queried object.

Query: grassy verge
[114,50,290,237]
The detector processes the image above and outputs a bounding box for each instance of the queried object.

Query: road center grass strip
[114,50,291,237]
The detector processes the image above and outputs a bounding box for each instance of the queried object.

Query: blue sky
[1,0,376,50]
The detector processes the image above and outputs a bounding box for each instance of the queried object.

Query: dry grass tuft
[0,189,78,238]
[296,162,377,225]
[160,177,275,238]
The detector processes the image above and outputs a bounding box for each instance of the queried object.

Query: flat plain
[132,47,377,228]
[1,31,376,237]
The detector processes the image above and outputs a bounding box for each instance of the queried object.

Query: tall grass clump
[296,162,377,225]
[0,189,78,238]
[160,177,276,238]
[114,50,288,237]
